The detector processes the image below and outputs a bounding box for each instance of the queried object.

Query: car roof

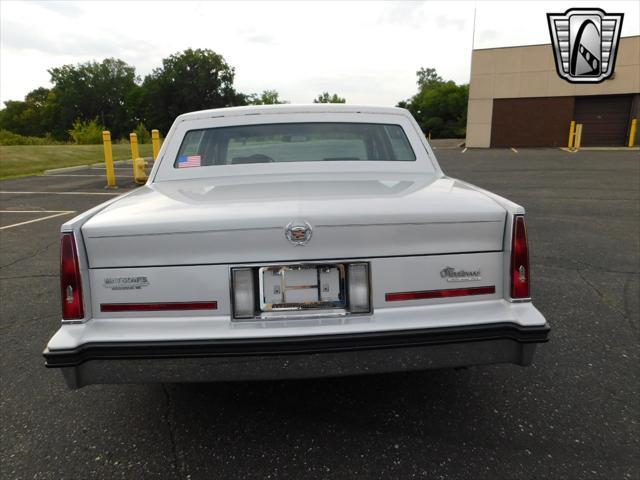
[176,104,411,122]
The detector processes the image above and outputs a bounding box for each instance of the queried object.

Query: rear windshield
[174,122,416,168]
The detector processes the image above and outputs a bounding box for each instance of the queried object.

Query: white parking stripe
[0,211,76,230]
[1,210,75,213]
[43,174,133,178]
[0,190,125,196]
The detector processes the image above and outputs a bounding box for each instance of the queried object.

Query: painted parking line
[0,211,76,230]
[43,174,135,178]
[1,210,74,213]
[0,190,125,196]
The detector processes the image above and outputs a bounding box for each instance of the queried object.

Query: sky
[1,0,638,106]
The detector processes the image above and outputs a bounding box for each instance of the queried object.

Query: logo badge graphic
[285,221,313,246]
[547,8,623,83]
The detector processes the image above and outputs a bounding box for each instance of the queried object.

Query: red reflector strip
[100,301,218,312]
[385,286,496,302]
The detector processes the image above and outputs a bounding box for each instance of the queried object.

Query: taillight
[510,215,530,299]
[60,232,84,320]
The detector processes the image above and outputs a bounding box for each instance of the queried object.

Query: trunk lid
[82,174,505,268]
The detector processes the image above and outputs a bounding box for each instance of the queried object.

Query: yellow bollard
[428,131,432,140]
[574,123,583,151]
[568,120,576,149]
[129,133,140,160]
[629,118,638,147]
[151,129,161,160]
[130,133,140,181]
[133,157,147,185]
[102,131,116,188]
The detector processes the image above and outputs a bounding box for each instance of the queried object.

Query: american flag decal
[178,155,202,168]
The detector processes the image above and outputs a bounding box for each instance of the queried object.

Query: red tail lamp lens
[510,215,530,299]
[386,286,496,302]
[60,232,84,320]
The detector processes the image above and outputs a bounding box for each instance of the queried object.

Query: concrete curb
[43,165,89,174]
[90,158,153,167]
[43,157,154,175]
[559,146,639,152]
[90,160,132,167]
[577,146,639,151]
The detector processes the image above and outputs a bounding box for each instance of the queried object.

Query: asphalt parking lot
[1,148,638,479]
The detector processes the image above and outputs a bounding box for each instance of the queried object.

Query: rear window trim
[151,112,437,182]
[172,121,417,169]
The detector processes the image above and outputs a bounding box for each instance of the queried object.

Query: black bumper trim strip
[43,322,550,368]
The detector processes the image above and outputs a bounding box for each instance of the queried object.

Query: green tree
[134,122,151,143]
[140,49,244,133]
[0,87,53,137]
[416,67,443,89]
[47,58,138,140]
[398,68,468,138]
[313,92,346,104]
[68,118,105,144]
[247,89,287,105]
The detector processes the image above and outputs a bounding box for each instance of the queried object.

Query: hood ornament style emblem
[285,221,313,246]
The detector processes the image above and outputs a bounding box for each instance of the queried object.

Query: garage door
[574,95,632,146]
[490,97,574,148]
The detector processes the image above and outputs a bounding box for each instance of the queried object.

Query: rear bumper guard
[43,322,550,388]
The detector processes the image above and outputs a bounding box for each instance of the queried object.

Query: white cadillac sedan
[44,105,549,388]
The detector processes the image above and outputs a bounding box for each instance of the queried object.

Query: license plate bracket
[259,264,346,312]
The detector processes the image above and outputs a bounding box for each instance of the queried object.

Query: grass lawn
[0,143,155,179]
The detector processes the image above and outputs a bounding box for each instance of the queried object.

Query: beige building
[466,35,639,147]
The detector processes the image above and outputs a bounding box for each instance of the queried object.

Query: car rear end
[45,205,548,389]
[43,105,549,388]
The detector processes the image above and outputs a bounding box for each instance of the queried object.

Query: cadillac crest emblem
[285,221,313,246]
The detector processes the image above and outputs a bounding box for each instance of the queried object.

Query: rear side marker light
[60,232,84,320]
[510,215,531,299]
[386,286,496,302]
[101,301,217,313]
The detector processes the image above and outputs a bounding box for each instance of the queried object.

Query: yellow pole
[574,124,583,150]
[428,131,432,140]
[151,129,160,160]
[629,118,638,147]
[568,120,576,149]
[102,131,116,188]
[129,133,140,160]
